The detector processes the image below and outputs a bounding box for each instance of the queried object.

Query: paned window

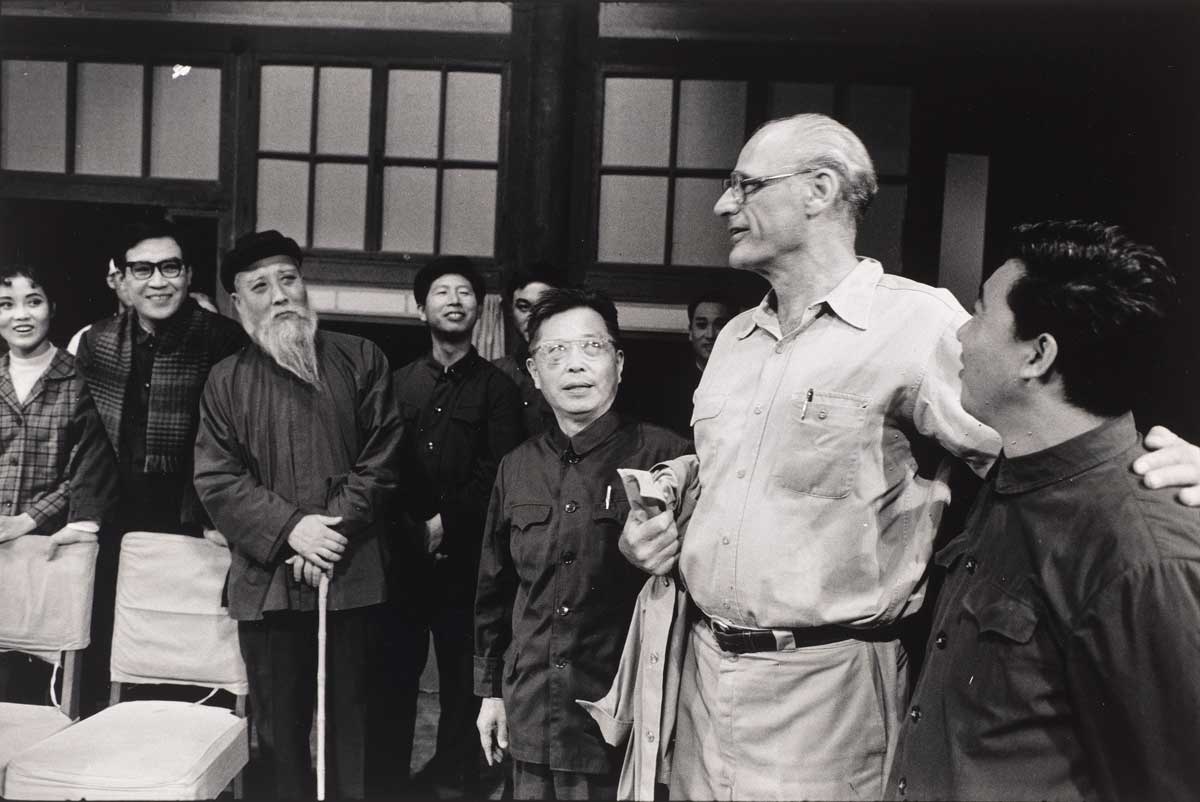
[1,58,221,179]
[597,76,912,272]
[255,63,502,257]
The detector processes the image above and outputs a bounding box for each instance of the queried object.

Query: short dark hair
[1004,220,1176,417]
[505,260,558,300]
[527,288,621,348]
[112,217,186,269]
[413,255,486,307]
[687,293,737,324]
[0,263,54,302]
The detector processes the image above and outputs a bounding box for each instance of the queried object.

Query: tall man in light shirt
[618,113,1200,800]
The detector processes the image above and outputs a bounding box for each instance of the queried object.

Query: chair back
[109,532,248,695]
[0,536,98,661]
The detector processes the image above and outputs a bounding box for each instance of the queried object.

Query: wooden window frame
[250,57,508,286]
[1,17,514,293]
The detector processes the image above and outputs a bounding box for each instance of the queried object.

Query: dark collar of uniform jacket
[993,412,1137,495]
[547,407,623,462]
[423,345,483,382]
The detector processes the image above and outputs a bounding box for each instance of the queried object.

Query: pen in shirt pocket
[801,388,814,420]
[605,484,612,510]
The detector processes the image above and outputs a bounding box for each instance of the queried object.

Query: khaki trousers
[669,618,908,801]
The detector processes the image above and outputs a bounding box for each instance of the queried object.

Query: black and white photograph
[1,1,1199,800]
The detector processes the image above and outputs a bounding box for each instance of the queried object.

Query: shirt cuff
[66,520,100,533]
[474,654,504,698]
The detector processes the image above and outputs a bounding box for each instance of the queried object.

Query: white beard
[249,308,321,385]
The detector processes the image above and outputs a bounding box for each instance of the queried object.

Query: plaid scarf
[86,299,215,474]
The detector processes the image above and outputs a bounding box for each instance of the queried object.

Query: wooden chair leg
[61,650,83,720]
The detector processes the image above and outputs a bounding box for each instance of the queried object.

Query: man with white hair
[619,114,1200,800]
[194,229,413,798]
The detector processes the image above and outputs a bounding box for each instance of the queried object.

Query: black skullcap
[412,255,486,307]
[221,230,302,292]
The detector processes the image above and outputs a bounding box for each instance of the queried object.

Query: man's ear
[230,291,244,321]
[1019,333,1058,381]
[527,357,542,390]
[803,168,839,216]
[417,304,428,325]
[615,349,625,384]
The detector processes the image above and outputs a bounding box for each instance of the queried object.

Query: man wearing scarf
[75,217,246,711]
[194,230,418,798]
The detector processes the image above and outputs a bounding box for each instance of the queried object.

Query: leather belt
[703,614,894,654]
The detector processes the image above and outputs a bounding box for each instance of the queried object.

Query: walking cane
[317,572,329,801]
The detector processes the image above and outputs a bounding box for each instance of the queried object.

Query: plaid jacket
[0,348,119,532]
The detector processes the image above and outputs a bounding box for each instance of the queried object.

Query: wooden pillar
[501,0,598,288]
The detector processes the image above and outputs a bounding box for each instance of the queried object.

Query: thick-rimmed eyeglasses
[530,338,614,367]
[125,258,186,281]
[721,168,819,206]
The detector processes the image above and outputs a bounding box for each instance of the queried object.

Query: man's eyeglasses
[125,258,186,281]
[721,168,819,206]
[530,338,614,367]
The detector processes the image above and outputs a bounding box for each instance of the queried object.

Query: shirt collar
[993,413,1138,495]
[547,406,622,459]
[734,257,882,340]
[424,345,481,381]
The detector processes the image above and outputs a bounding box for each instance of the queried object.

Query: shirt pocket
[956,580,1057,727]
[509,502,553,575]
[773,390,869,499]
[451,403,483,430]
[690,393,728,467]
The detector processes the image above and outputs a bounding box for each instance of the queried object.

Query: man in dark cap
[194,229,426,798]
[378,255,524,796]
[75,215,245,712]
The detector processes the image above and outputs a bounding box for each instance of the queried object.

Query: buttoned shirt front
[889,414,1200,802]
[474,409,688,773]
[393,348,524,593]
[680,258,1000,629]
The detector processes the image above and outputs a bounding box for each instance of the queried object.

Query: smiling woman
[0,261,119,702]
[0,266,53,360]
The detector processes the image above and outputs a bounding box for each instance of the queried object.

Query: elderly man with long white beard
[194,230,421,799]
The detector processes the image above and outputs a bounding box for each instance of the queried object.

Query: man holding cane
[195,230,413,799]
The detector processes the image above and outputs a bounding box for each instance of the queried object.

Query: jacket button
[934,631,947,649]
[898,777,907,796]
[564,501,578,513]
[910,705,922,722]
[646,732,655,743]
[649,653,659,664]
[965,556,977,574]
[557,605,570,617]
[554,658,567,669]
[562,552,575,565]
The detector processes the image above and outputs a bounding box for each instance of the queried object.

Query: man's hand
[285,555,325,588]
[619,507,680,576]
[477,696,509,767]
[46,525,99,559]
[424,514,447,561]
[286,514,346,571]
[203,528,229,547]
[0,513,37,544]
[1134,426,1200,507]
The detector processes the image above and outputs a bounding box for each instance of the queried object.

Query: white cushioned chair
[4,532,250,800]
[0,535,98,792]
